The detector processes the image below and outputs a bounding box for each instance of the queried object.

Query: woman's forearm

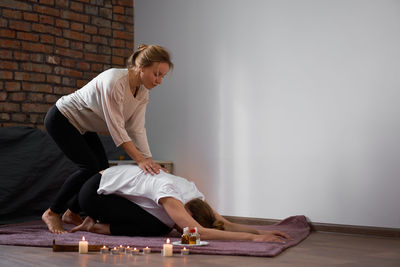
[121,141,145,163]
[223,222,259,234]
[199,227,255,241]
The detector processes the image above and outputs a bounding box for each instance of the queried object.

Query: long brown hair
[185,198,225,230]
[127,44,173,69]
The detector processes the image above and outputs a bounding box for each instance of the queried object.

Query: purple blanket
[0,215,310,257]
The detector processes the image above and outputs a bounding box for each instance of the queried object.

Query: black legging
[79,173,172,236]
[44,105,109,214]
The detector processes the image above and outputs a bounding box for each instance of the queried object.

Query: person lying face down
[70,165,290,243]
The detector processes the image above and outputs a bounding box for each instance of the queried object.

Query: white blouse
[97,165,205,228]
[56,68,151,157]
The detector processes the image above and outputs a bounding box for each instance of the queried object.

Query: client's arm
[209,203,291,240]
[159,197,287,243]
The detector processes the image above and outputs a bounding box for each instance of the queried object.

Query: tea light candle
[79,236,88,254]
[143,246,151,254]
[118,245,125,253]
[100,245,109,254]
[181,247,189,255]
[111,247,119,255]
[125,246,132,254]
[162,238,173,257]
[131,247,140,255]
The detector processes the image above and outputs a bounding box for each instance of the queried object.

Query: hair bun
[137,44,148,51]
[212,220,225,230]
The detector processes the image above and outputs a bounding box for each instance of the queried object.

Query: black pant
[44,105,109,214]
[79,173,172,236]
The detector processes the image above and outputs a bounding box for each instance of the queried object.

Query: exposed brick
[3,9,22,19]
[0,102,20,112]
[84,25,98,35]
[85,5,98,15]
[0,91,7,101]
[5,82,21,91]
[125,7,133,16]
[39,0,54,5]
[0,29,16,38]
[62,77,76,86]
[23,82,52,93]
[44,94,59,103]
[0,71,13,80]
[21,42,53,53]
[118,0,132,7]
[24,12,39,22]
[113,30,131,40]
[9,20,31,32]
[76,62,90,70]
[15,72,46,82]
[27,92,44,101]
[61,59,75,68]
[85,53,110,64]
[112,56,124,66]
[63,29,90,42]
[114,14,132,24]
[113,6,124,14]
[32,23,62,36]
[30,54,44,63]
[84,43,97,53]
[54,86,75,95]
[0,60,18,70]
[56,19,69,28]
[125,24,133,33]
[0,49,13,59]
[126,40,133,50]
[40,34,54,44]
[76,79,88,88]
[22,103,51,113]
[77,0,90,3]
[17,32,39,42]
[99,7,112,19]
[11,113,27,122]
[47,74,61,84]
[0,113,10,120]
[99,27,111,37]
[22,63,52,73]
[55,0,69,8]
[113,47,130,57]
[91,0,104,5]
[34,4,59,17]
[92,17,111,28]
[111,39,125,48]
[55,37,70,47]
[0,18,7,27]
[71,2,83,12]
[54,67,82,78]
[10,92,26,102]
[39,14,54,25]
[55,47,83,59]
[71,41,83,50]
[92,36,108,45]
[29,113,45,123]
[0,0,32,11]
[99,45,111,55]
[61,10,89,23]
[14,51,30,61]
[112,21,124,30]
[71,22,84,32]
[91,63,103,72]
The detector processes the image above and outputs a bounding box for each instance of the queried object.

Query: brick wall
[0,0,134,129]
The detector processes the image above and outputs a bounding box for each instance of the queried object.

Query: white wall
[135,0,400,228]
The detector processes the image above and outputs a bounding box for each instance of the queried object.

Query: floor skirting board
[223,216,400,238]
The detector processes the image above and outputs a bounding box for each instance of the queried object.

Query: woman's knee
[78,173,102,214]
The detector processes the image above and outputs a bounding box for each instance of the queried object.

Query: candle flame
[166,238,170,244]
[145,246,149,248]
[103,245,106,248]
[127,246,130,248]
[183,247,187,250]
[82,236,85,241]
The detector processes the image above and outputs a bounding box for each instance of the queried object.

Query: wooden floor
[0,232,399,267]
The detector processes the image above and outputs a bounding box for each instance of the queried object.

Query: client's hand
[138,158,168,175]
[258,230,292,240]
[252,231,290,243]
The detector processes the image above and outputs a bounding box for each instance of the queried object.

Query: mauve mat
[0,215,310,257]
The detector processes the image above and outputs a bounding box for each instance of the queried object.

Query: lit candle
[143,246,151,254]
[181,247,189,255]
[118,245,125,253]
[162,238,173,257]
[79,236,88,254]
[131,247,140,255]
[111,247,119,255]
[125,246,132,254]
[100,245,109,254]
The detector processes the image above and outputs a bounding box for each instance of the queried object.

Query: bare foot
[62,209,83,226]
[42,208,67,234]
[70,216,96,233]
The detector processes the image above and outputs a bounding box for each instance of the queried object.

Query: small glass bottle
[189,228,197,245]
[181,227,190,244]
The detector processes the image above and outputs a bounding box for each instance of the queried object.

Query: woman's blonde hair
[184,198,225,230]
[127,44,173,69]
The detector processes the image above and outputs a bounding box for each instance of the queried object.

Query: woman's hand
[257,230,292,240]
[138,158,168,175]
